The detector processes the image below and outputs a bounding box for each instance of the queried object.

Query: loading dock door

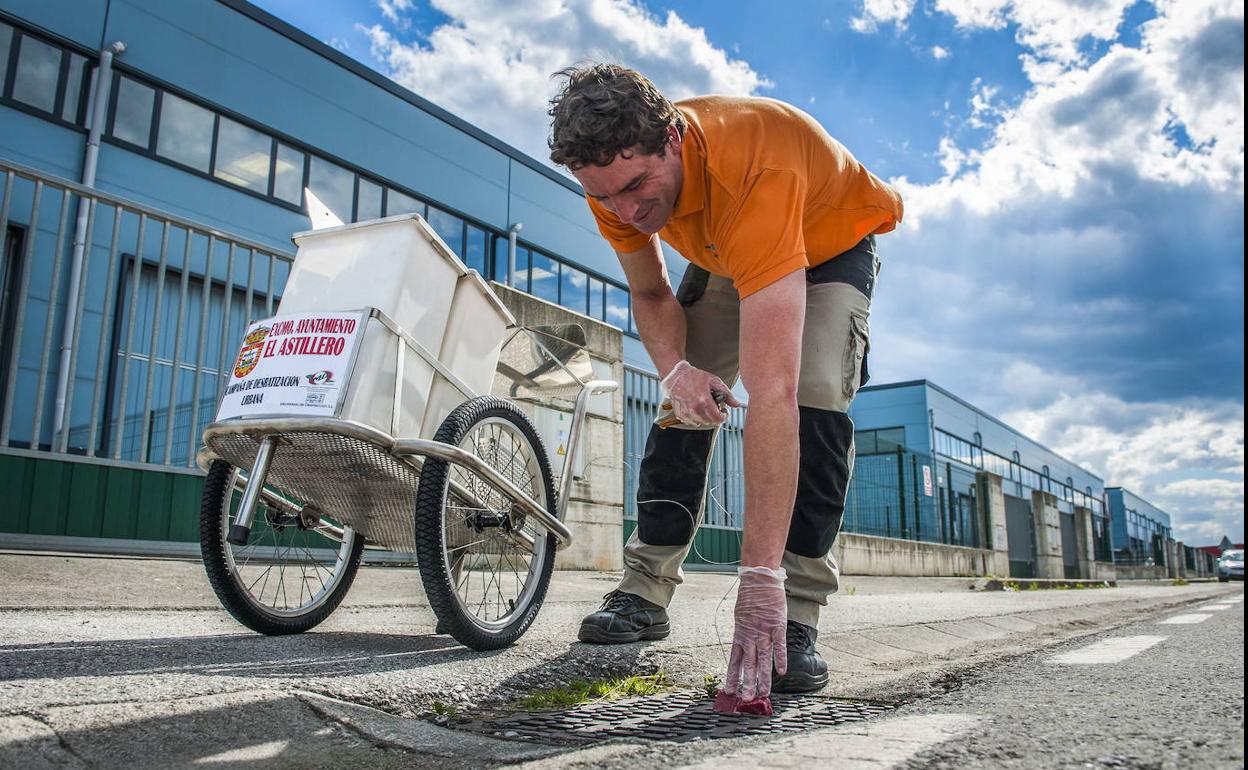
[1060,512,1080,579]
[1004,495,1036,578]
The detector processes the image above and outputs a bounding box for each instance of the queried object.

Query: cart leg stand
[227,436,278,545]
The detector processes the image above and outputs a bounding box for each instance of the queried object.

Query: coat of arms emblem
[233,325,270,379]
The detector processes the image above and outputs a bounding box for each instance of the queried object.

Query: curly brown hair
[548,64,686,170]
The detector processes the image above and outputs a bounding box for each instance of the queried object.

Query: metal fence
[0,158,292,469]
[623,365,746,530]
[620,367,980,548]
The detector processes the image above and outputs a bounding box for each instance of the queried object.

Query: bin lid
[291,213,469,279]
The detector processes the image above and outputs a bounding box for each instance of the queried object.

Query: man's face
[572,126,684,235]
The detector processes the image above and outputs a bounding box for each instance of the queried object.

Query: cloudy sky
[254,0,1244,545]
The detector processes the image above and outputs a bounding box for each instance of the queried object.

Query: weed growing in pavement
[702,674,723,698]
[430,701,459,720]
[1172,577,1190,586]
[519,671,674,710]
[1025,582,1040,591]
[1055,583,1070,590]
[1002,579,1021,592]
[846,585,857,596]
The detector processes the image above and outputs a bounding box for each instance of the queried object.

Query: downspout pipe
[506,222,522,287]
[54,41,125,437]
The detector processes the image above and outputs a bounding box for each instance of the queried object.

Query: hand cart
[194,214,616,651]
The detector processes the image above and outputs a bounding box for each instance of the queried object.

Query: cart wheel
[416,396,558,650]
[200,459,365,635]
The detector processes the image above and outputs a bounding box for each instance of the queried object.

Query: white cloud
[850,0,918,32]
[897,0,1244,225]
[931,45,951,60]
[360,0,770,170]
[996,374,1244,544]
[377,0,415,25]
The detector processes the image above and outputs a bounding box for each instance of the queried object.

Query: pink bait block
[714,691,774,716]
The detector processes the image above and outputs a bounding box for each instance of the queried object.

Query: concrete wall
[1031,490,1064,579]
[490,284,624,572]
[977,472,1011,576]
[835,533,995,577]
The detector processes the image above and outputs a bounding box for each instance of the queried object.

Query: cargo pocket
[842,311,869,403]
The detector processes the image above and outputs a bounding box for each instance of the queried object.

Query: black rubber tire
[415,396,558,651]
[199,459,366,635]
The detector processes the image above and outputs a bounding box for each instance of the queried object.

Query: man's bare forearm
[632,292,687,378]
[739,391,800,569]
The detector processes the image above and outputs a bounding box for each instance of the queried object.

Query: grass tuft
[519,671,673,710]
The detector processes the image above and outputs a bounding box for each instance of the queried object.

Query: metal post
[896,446,906,539]
[227,436,278,545]
[507,222,522,287]
[53,41,125,437]
[912,453,922,541]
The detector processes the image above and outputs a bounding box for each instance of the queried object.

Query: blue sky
[253,0,1243,545]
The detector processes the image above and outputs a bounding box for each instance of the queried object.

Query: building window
[307,155,354,223]
[589,276,604,320]
[356,177,383,221]
[426,206,463,256]
[0,24,90,129]
[10,33,61,113]
[0,22,13,90]
[60,53,88,123]
[0,225,24,419]
[111,75,156,148]
[464,224,486,274]
[530,251,559,304]
[561,263,588,315]
[155,92,215,173]
[272,143,305,205]
[386,187,422,217]
[213,116,271,193]
[606,283,631,333]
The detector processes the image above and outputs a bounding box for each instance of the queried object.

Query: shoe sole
[771,669,830,694]
[577,621,671,644]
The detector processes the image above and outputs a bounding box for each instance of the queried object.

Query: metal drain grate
[461,691,895,744]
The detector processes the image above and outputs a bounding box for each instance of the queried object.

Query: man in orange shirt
[548,64,902,701]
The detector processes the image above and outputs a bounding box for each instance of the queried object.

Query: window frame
[0,21,92,132]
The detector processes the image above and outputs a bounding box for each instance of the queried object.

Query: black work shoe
[771,620,829,693]
[578,590,671,644]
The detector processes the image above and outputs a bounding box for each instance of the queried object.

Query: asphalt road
[896,587,1245,769]
[0,554,1240,769]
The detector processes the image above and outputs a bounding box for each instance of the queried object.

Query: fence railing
[0,158,293,469]
[623,365,746,530]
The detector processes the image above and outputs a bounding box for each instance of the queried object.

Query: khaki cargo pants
[618,236,878,628]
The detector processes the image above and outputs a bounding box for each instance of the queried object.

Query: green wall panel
[27,460,70,535]
[136,473,174,541]
[620,518,741,567]
[66,463,108,537]
[100,467,139,539]
[1,454,204,543]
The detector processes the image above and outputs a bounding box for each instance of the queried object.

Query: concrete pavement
[1,552,1240,768]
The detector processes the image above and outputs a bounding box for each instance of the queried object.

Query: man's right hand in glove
[660,360,743,427]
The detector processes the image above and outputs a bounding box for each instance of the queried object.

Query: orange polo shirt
[586,96,904,298]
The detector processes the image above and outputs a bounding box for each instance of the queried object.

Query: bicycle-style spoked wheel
[200,459,365,635]
[415,396,557,650]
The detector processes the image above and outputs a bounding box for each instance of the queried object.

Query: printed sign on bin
[216,311,364,420]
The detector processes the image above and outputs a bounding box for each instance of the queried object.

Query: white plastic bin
[225,213,517,438]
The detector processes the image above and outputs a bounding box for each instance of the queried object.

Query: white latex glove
[725,566,788,701]
[660,360,742,427]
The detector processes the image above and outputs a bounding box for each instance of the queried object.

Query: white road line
[1203,605,1231,611]
[1049,635,1166,665]
[1158,614,1212,625]
[673,713,980,770]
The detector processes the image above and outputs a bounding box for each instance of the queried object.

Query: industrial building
[0,0,1204,580]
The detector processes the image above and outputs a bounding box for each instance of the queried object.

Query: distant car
[1217,549,1244,582]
